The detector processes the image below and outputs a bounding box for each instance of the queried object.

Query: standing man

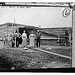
[29,31,36,47]
[65,30,69,46]
[15,29,21,47]
[3,34,8,47]
[11,31,15,47]
[22,30,27,47]
[36,30,41,47]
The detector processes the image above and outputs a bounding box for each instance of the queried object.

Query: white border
[0,0,74,2]
[0,0,74,75]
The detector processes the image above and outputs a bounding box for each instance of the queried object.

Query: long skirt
[22,38,27,47]
[30,37,35,47]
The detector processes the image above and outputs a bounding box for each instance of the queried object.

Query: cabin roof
[0,22,38,29]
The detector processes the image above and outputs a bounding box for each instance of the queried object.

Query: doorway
[19,27,36,45]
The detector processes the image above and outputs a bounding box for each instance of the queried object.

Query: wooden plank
[33,48,71,59]
[72,9,75,67]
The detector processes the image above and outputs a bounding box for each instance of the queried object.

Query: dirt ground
[0,46,71,70]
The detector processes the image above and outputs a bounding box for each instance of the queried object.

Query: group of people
[11,29,41,48]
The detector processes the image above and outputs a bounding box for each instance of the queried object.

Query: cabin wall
[40,27,72,46]
[41,33,56,39]
[0,23,72,46]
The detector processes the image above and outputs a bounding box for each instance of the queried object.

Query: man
[36,30,41,47]
[3,34,8,47]
[11,31,15,47]
[65,30,69,46]
[22,30,27,47]
[15,29,21,47]
[29,31,36,47]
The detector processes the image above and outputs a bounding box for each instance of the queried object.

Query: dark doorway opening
[19,27,31,38]
[19,27,37,38]
[19,27,36,45]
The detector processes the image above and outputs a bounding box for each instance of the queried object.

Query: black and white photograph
[0,2,74,72]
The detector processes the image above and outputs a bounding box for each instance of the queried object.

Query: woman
[29,31,36,47]
[22,30,27,47]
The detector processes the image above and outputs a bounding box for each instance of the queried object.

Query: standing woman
[29,31,36,47]
[22,30,27,47]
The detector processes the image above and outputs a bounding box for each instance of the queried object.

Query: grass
[0,47,71,70]
[41,47,71,57]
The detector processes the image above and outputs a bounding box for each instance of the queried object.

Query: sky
[0,6,72,28]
